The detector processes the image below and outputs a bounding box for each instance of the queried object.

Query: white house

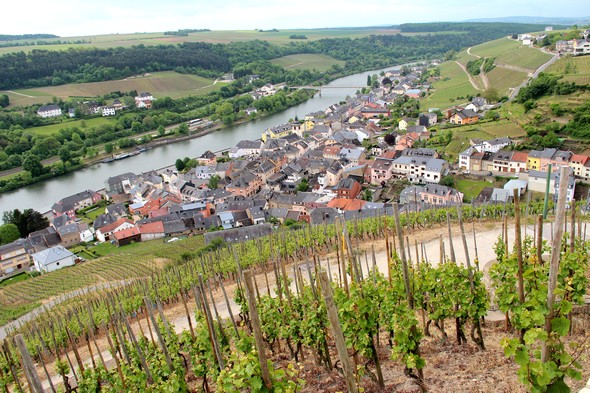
[37,104,62,118]
[32,246,76,273]
[101,106,116,116]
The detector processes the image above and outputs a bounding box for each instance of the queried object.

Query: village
[1,61,588,277]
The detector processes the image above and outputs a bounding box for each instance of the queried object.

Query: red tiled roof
[114,226,140,240]
[99,218,134,234]
[139,221,165,234]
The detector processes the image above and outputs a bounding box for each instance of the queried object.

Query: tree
[440,175,455,187]
[58,146,72,164]
[0,94,9,108]
[22,154,45,177]
[3,208,49,238]
[482,87,500,103]
[177,123,189,134]
[296,178,309,192]
[105,143,114,154]
[0,223,20,245]
[208,174,221,189]
[362,188,373,201]
[384,133,397,146]
[367,75,372,86]
[175,159,186,171]
[157,125,166,137]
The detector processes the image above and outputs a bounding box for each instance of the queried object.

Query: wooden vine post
[394,203,413,309]
[541,166,569,362]
[243,270,273,390]
[14,334,44,393]
[318,271,358,393]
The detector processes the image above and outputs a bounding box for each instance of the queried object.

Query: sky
[2,0,586,37]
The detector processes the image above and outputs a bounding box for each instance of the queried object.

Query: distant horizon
[1,0,588,37]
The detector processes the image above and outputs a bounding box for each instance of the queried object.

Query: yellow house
[526,150,542,171]
[261,124,292,142]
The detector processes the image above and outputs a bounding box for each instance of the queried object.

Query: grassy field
[486,67,529,96]
[3,71,222,107]
[469,37,552,70]
[455,178,494,201]
[546,55,590,85]
[0,28,402,55]
[421,61,478,110]
[271,53,345,71]
[27,116,116,136]
[455,50,479,66]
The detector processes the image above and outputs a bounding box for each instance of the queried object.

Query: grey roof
[236,140,262,149]
[57,223,80,236]
[400,185,425,204]
[52,215,69,229]
[32,246,74,266]
[422,184,458,196]
[486,137,511,146]
[38,104,60,112]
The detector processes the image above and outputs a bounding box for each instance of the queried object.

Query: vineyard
[0,182,589,392]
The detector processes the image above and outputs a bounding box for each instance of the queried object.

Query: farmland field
[0,28,401,54]
[486,66,529,95]
[421,61,478,110]
[2,71,223,107]
[469,37,552,70]
[271,53,345,71]
[546,55,590,85]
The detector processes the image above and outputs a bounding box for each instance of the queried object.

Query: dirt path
[466,47,480,59]
[29,219,575,391]
[454,61,482,91]
[6,90,35,98]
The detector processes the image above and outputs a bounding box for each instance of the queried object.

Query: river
[0,66,400,215]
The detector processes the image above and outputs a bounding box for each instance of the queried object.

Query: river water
[0,67,399,215]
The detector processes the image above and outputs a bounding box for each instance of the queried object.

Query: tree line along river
[0,66,402,216]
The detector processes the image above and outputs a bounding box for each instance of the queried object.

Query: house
[504,179,528,196]
[101,106,116,116]
[492,150,514,173]
[371,158,394,184]
[52,190,102,220]
[449,109,479,125]
[404,89,422,99]
[95,218,135,242]
[37,104,62,118]
[245,107,258,116]
[574,39,590,56]
[226,171,263,197]
[262,124,293,142]
[398,117,416,131]
[569,154,590,181]
[465,97,488,112]
[525,169,575,202]
[112,99,125,111]
[105,172,138,194]
[68,108,76,118]
[420,184,463,205]
[56,223,81,247]
[229,140,262,158]
[32,245,76,273]
[399,185,424,205]
[0,240,31,276]
[418,113,437,127]
[114,226,142,247]
[508,151,528,173]
[334,178,362,199]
